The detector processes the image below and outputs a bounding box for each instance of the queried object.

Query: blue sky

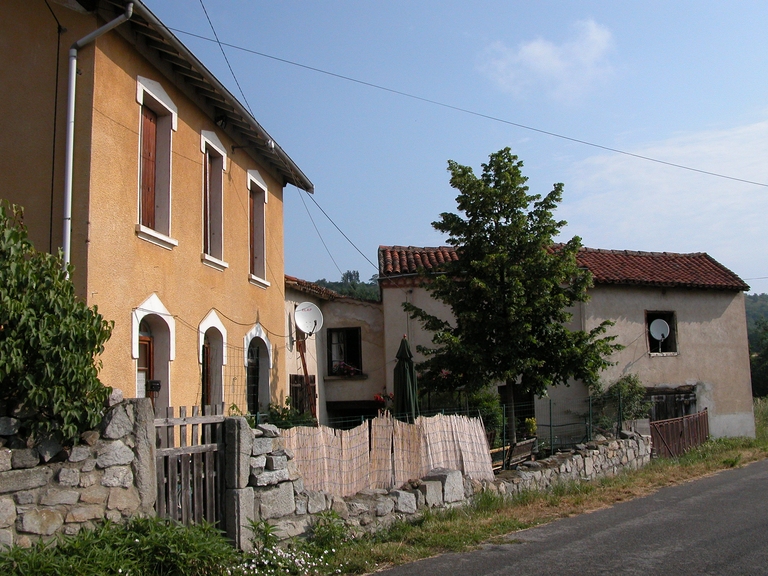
[145,1,768,293]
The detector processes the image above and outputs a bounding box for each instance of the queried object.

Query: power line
[169,27,768,189]
[196,1,254,117]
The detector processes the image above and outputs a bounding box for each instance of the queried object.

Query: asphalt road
[378,458,768,576]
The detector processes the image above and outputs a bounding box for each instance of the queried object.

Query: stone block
[272,517,311,539]
[0,467,53,494]
[103,403,135,440]
[418,480,443,507]
[108,388,124,407]
[266,455,287,471]
[256,423,280,438]
[130,398,157,511]
[65,505,104,523]
[423,468,464,503]
[253,469,289,487]
[80,431,100,446]
[69,446,92,463]
[21,509,64,535]
[12,449,39,469]
[81,459,97,472]
[252,437,274,456]
[0,497,15,528]
[411,489,425,509]
[41,489,80,506]
[101,466,133,488]
[292,478,304,494]
[375,497,394,516]
[107,487,141,511]
[307,490,327,514]
[225,488,255,552]
[79,471,98,488]
[295,494,308,515]
[391,490,417,514]
[250,455,266,471]
[330,496,349,519]
[58,468,80,487]
[0,449,10,473]
[37,439,63,463]
[226,418,253,490]
[80,484,109,505]
[0,528,12,549]
[96,440,134,468]
[0,417,20,436]
[259,481,295,520]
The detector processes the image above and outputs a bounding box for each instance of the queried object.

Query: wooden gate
[154,404,225,526]
[650,408,709,458]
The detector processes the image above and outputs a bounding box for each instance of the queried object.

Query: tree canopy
[405,149,620,440]
[314,270,380,301]
[0,202,113,444]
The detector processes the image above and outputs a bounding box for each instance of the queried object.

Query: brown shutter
[140,106,157,229]
[203,148,211,254]
[249,188,255,275]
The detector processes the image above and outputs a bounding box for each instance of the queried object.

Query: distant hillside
[745,293,768,353]
[314,270,380,301]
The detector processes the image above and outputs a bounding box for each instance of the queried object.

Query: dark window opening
[648,392,696,421]
[327,327,362,376]
[289,374,317,417]
[247,339,260,414]
[646,311,677,353]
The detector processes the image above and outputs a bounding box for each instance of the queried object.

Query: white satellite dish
[295,302,324,336]
[649,319,670,342]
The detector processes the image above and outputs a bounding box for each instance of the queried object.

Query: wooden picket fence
[282,412,493,498]
[154,404,226,526]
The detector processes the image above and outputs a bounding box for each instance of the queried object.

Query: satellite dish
[649,319,670,342]
[295,302,324,336]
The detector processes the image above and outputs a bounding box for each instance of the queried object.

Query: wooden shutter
[249,188,256,275]
[140,106,157,229]
[203,148,211,254]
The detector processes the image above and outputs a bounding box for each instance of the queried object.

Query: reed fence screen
[282,412,493,497]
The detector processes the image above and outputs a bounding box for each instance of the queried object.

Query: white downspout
[62,2,133,271]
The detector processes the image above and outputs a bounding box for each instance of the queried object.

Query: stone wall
[0,398,156,548]
[225,418,652,549]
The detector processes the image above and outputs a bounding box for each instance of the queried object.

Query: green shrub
[0,517,240,576]
[0,203,113,444]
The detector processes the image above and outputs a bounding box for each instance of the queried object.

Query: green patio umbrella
[394,336,419,421]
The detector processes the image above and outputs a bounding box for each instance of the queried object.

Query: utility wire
[196,1,254,117]
[170,27,768,189]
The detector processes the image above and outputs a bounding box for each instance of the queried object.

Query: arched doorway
[246,338,260,415]
[136,313,171,416]
[201,327,223,408]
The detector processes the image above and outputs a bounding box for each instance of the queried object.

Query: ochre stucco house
[378,245,755,439]
[0,1,313,416]
[284,276,386,426]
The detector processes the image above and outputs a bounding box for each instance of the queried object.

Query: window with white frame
[201,131,227,268]
[248,170,268,285]
[136,77,177,250]
[646,310,678,354]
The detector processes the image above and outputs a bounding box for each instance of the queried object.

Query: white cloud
[559,120,768,293]
[481,19,614,102]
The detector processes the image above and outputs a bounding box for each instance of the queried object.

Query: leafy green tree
[0,203,113,444]
[745,293,768,354]
[751,320,768,397]
[405,148,621,443]
[315,270,380,301]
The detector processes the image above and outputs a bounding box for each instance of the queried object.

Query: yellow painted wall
[1,3,293,416]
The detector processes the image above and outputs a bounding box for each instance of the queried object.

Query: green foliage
[404,149,621,442]
[745,293,768,353]
[0,203,113,444]
[0,518,239,576]
[267,399,318,429]
[591,374,651,430]
[308,511,349,550]
[750,319,768,397]
[314,270,380,301]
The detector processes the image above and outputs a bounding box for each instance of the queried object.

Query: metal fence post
[618,388,623,435]
[588,396,593,442]
[549,398,554,455]
[502,404,507,470]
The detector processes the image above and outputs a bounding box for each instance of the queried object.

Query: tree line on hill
[746,293,768,397]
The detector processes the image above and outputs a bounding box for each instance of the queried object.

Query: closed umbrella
[394,336,418,421]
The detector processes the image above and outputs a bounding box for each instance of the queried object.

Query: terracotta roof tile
[377,245,748,291]
[285,275,344,301]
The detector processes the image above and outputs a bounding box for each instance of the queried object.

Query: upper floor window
[136,77,177,250]
[248,170,268,287]
[647,311,677,354]
[327,327,363,377]
[201,131,227,269]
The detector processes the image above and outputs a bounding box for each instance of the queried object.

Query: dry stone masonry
[0,398,155,549]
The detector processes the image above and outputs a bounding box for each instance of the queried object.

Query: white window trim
[136,76,177,243]
[247,169,268,285]
[201,131,228,265]
[198,309,228,365]
[243,323,273,369]
[202,253,229,271]
[131,293,176,360]
[135,225,179,250]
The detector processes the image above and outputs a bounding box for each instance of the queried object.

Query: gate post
[131,398,157,514]
[225,417,255,550]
